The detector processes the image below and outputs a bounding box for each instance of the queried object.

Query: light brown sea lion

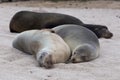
[12,29,71,68]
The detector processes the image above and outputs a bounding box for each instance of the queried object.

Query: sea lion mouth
[44,61,54,69]
[70,59,83,63]
[69,57,83,63]
[69,55,91,63]
[71,59,80,63]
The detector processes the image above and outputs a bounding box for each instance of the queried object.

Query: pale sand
[0,2,120,80]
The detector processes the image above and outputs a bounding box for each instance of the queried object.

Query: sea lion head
[70,45,95,63]
[37,52,53,69]
[93,26,113,39]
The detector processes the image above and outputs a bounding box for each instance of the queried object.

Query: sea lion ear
[49,29,55,33]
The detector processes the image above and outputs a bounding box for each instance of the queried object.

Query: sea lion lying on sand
[53,24,100,63]
[10,11,113,39]
[12,29,71,68]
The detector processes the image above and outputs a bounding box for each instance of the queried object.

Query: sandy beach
[0,1,120,80]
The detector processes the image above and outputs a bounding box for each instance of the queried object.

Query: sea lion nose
[109,32,113,37]
[71,58,76,63]
[105,32,113,39]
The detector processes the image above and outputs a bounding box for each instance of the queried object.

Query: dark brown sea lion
[10,11,113,39]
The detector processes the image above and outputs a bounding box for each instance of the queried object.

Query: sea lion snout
[98,28,113,39]
[102,30,113,39]
[70,55,89,63]
[44,54,53,69]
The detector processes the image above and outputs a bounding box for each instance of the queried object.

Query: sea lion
[12,29,71,68]
[9,11,113,39]
[52,24,100,63]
